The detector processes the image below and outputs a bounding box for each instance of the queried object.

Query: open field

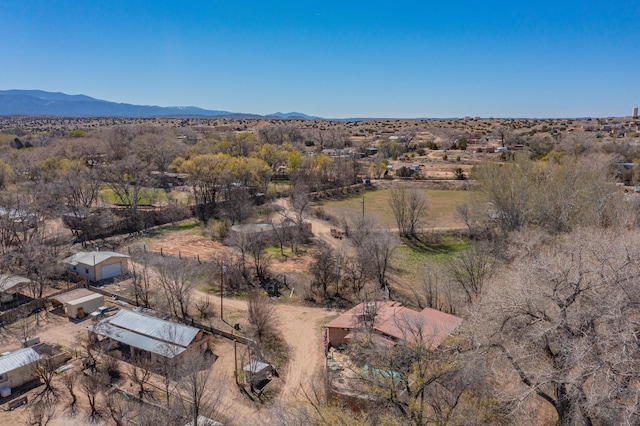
[311,186,472,230]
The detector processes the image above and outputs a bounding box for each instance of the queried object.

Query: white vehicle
[90,306,110,318]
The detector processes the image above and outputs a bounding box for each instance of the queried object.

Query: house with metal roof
[0,343,70,395]
[87,309,211,363]
[0,347,41,392]
[0,274,31,303]
[64,251,130,281]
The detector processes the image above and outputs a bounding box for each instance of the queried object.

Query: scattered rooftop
[88,309,201,358]
[64,251,129,266]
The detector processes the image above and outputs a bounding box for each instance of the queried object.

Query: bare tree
[247,236,271,283]
[389,187,429,238]
[105,126,133,161]
[100,155,153,231]
[29,349,59,400]
[131,259,152,308]
[309,244,343,300]
[10,307,36,346]
[127,358,154,400]
[25,399,56,426]
[475,228,640,425]
[444,243,495,304]
[176,352,225,426]
[493,125,513,147]
[59,164,101,212]
[60,371,79,415]
[105,390,132,426]
[81,370,105,422]
[412,263,456,314]
[156,258,195,320]
[358,230,397,290]
[473,153,533,233]
[247,291,278,344]
[227,228,253,279]
[195,295,213,320]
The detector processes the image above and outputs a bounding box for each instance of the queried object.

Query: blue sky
[2,1,639,118]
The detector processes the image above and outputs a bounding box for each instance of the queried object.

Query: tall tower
[633,105,639,119]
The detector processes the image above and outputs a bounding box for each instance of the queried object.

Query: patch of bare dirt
[211,296,338,423]
[144,231,227,262]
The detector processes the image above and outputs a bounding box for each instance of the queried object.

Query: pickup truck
[90,306,112,318]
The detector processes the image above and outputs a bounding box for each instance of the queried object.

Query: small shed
[243,361,275,387]
[64,251,129,282]
[183,416,223,426]
[53,288,104,319]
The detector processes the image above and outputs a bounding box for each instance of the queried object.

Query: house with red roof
[325,301,462,349]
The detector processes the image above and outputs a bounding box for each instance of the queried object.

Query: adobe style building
[325,301,462,349]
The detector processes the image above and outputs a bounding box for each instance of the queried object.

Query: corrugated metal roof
[64,251,129,267]
[0,347,41,375]
[89,310,199,357]
[183,416,223,426]
[0,274,31,292]
[243,361,270,373]
[88,322,187,358]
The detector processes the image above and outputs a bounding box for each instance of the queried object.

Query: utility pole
[361,196,365,220]
[220,261,226,320]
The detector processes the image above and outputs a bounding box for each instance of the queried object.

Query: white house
[64,251,130,281]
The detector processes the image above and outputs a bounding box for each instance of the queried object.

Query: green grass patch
[392,236,470,277]
[311,188,470,229]
[264,244,309,259]
[148,219,200,237]
[268,180,291,194]
[100,187,171,205]
[138,219,201,239]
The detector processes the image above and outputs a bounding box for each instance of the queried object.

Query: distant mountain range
[0,90,320,120]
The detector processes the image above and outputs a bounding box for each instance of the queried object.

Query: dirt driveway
[199,295,338,424]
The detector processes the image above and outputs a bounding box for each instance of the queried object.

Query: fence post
[161,247,163,256]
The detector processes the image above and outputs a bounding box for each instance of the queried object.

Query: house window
[85,268,89,274]
[0,373,6,382]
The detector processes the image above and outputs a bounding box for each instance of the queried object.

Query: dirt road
[210,296,338,424]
